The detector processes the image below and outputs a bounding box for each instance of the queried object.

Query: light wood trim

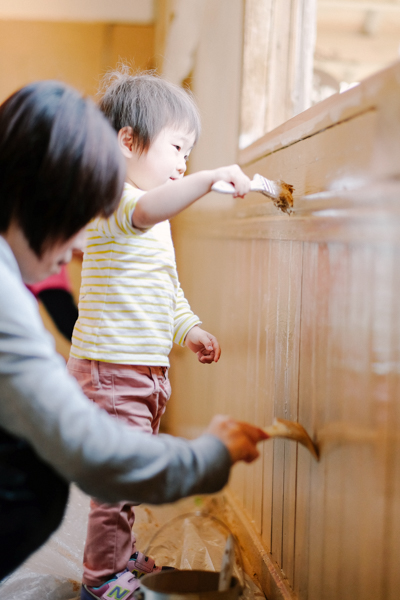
[214,491,297,600]
[238,60,400,171]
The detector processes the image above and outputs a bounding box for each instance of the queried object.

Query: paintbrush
[211,173,294,215]
[218,534,235,591]
[263,417,319,461]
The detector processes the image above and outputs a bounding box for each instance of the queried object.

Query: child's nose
[177,157,187,174]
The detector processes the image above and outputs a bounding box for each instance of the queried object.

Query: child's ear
[118,127,134,157]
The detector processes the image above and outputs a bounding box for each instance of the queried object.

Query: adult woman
[0,80,267,581]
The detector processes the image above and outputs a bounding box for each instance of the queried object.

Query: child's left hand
[185,326,221,364]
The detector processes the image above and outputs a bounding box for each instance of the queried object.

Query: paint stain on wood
[274,181,294,214]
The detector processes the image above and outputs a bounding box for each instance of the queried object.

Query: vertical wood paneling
[271,241,288,568]
[228,240,253,508]
[270,240,303,574]
[261,240,275,551]
[252,241,265,534]
[215,240,237,418]
[318,243,349,600]
[368,245,396,600]
[293,242,399,600]
[294,242,325,600]
[243,241,256,516]
[281,241,303,584]
[386,267,400,599]
[244,240,265,534]
[337,246,380,600]
[170,64,400,600]
[172,226,400,600]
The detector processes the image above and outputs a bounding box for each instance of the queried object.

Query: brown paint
[275,182,294,215]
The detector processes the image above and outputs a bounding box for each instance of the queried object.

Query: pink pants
[67,358,171,587]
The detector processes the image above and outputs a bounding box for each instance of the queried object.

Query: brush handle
[211,174,279,198]
[211,180,236,194]
[218,534,235,591]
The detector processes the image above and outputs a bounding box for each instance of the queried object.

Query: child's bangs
[98,68,201,151]
[160,92,201,144]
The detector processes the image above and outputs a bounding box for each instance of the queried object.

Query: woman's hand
[206,415,269,464]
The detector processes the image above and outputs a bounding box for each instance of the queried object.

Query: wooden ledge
[238,60,400,168]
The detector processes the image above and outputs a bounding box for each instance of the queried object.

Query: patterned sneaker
[81,569,141,600]
[127,551,174,578]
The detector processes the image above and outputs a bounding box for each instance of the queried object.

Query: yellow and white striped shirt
[70,183,201,366]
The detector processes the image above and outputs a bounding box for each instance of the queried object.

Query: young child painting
[67,69,251,600]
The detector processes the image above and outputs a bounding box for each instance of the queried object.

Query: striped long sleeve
[173,283,201,346]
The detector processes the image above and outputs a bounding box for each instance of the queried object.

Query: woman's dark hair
[0,80,125,256]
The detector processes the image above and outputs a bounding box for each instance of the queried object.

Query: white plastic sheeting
[0,485,88,600]
[0,487,264,600]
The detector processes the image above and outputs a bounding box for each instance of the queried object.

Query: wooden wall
[169,62,400,600]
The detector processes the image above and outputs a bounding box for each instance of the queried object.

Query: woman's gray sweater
[0,236,230,503]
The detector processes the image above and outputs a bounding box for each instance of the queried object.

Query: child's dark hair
[99,67,201,154]
[0,80,125,257]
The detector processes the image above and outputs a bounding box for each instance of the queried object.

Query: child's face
[127,126,196,190]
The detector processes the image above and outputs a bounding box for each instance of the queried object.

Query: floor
[0,486,265,600]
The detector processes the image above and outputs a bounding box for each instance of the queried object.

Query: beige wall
[0,17,155,358]
[0,0,154,23]
[316,1,400,85]
[0,20,155,102]
[163,0,244,434]
[175,0,244,172]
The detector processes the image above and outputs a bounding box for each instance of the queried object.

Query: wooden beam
[319,1,400,12]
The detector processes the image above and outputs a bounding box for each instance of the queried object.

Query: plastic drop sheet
[0,486,264,600]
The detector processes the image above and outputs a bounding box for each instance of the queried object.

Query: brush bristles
[275,182,294,214]
[252,175,294,215]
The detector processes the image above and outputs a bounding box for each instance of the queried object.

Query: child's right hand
[210,164,251,198]
[206,415,268,464]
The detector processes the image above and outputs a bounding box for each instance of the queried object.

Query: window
[240,0,400,148]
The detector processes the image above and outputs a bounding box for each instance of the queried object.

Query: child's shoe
[81,569,140,600]
[127,551,174,577]
[127,551,160,576]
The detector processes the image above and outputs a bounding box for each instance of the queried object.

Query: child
[67,70,251,599]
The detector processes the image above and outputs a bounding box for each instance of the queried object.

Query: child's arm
[132,165,250,228]
[173,285,219,363]
[185,325,221,364]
